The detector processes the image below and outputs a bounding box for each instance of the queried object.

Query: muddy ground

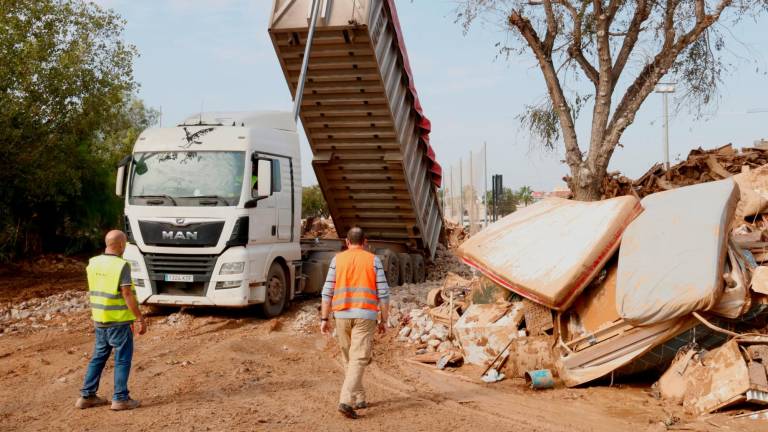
[1,260,766,432]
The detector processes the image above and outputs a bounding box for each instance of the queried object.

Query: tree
[517,185,534,206]
[0,0,141,258]
[302,185,329,218]
[486,187,519,217]
[457,1,767,200]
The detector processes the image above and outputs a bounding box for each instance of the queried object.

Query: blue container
[525,369,555,389]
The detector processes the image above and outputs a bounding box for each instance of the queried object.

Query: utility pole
[654,83,676,170]
[483,142,488,228]
[459,158,464,228]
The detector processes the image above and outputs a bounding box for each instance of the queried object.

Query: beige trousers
[335,318,377,405]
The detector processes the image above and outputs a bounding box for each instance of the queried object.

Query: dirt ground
[1,263,767,432]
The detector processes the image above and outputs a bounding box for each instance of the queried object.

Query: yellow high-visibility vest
[86,255,136,324]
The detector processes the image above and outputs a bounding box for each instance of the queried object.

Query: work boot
[75,395,108,409]
[110,399,140,411]
[354,401,368,410]
[337,403,358,419]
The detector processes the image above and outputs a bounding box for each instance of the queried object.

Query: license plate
[164,274,194,282]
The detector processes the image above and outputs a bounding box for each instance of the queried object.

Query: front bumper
[123,244,266,307]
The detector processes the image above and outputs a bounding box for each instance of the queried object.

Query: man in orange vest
[320,227,390,419]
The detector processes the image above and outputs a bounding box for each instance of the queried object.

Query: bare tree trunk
[568,161,605,201]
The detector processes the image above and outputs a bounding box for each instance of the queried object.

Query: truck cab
[117,111,301,316]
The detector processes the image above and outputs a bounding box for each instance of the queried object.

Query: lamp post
[654,83,676,170]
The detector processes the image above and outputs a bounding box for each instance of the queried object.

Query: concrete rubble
[388,145,768,420]
[0,290,88,334]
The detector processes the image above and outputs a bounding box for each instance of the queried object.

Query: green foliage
[516,185,533,206]
[486,187,518,217]
[0,0,151,260]
[302,185,329,218]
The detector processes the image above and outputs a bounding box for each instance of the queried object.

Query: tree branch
[589,0,615,153]
[555,0,599,85]
[542,0,558,55]
[603,0,734,162]
[611,0,652,87]
[509,9,583,166]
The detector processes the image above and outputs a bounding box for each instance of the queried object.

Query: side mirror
[115,155,131,197]
[253,158,273,199]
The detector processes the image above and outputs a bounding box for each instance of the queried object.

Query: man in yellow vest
[320,227,390,419]
[76,230,146,411]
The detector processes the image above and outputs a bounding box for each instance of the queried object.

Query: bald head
[105,230,127,255]
[346,227,365,246]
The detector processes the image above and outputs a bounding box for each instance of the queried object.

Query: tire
[378,250,400,288]
[258,262,288,318]
[411,254,426,283]
[398,253,413,285]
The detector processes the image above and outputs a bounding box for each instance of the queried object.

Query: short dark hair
[347,227,365,245]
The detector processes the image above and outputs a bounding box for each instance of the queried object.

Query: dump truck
[114,0,443,316]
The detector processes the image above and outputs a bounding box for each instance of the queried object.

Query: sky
[91,0,768,191]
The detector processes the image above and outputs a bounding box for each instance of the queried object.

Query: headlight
[219,261,245,275]
[216,280,242,289]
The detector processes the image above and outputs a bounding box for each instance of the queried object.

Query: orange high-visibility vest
[331,248,379,312]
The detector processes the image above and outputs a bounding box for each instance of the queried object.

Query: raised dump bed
[269,0,443,258]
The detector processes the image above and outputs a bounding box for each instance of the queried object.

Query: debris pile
[392,148,768,419]
[426,244,472,281]
[292,303,321,334]
[657,337,768,414]
[0,290,88,333]
[443,219,469,249]
[161,310,195,327]
[301,217,337,239]
[601,144,768,199]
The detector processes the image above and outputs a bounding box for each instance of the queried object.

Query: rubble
[300,217,337,239]
[443,219,469,249]
[657,338,768,414]
[426,244,472,281]
[600,144,768,199]
[161,310,194,327]
[454,303,525,367]
[0,290,88,331]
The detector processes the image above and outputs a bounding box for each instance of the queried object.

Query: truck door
[249,156,278,243]
[275,157,293,241]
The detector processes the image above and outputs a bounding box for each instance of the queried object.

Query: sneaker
[354,401,368,410]
[75,395,108,409]
[337,403,358,419]
[110,399,141,411]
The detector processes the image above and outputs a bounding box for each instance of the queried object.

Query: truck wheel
[411,254,426,283]
[258,262,287,318]
[379,250,400,288]
[398,253,413,285]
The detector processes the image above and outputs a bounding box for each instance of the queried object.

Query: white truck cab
[117,111,302,316]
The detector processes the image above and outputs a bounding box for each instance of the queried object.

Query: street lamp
[655,83,676,170]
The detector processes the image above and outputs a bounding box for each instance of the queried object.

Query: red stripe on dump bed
[383,0,442,187]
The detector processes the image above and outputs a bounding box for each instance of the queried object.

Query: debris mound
[601,144,768,199]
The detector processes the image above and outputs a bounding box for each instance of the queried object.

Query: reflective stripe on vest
[86,255,136,324]
[331,248,378,312]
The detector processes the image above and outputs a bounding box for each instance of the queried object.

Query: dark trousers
[80,324,134,401]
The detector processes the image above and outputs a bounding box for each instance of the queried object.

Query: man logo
[162,231,198,241]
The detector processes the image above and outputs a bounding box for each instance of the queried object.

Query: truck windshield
[129,151,245,206]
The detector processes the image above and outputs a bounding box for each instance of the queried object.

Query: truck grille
[144,254,217,281]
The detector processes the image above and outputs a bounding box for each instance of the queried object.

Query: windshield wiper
[133,194,178,206]
[178,195,231,206]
